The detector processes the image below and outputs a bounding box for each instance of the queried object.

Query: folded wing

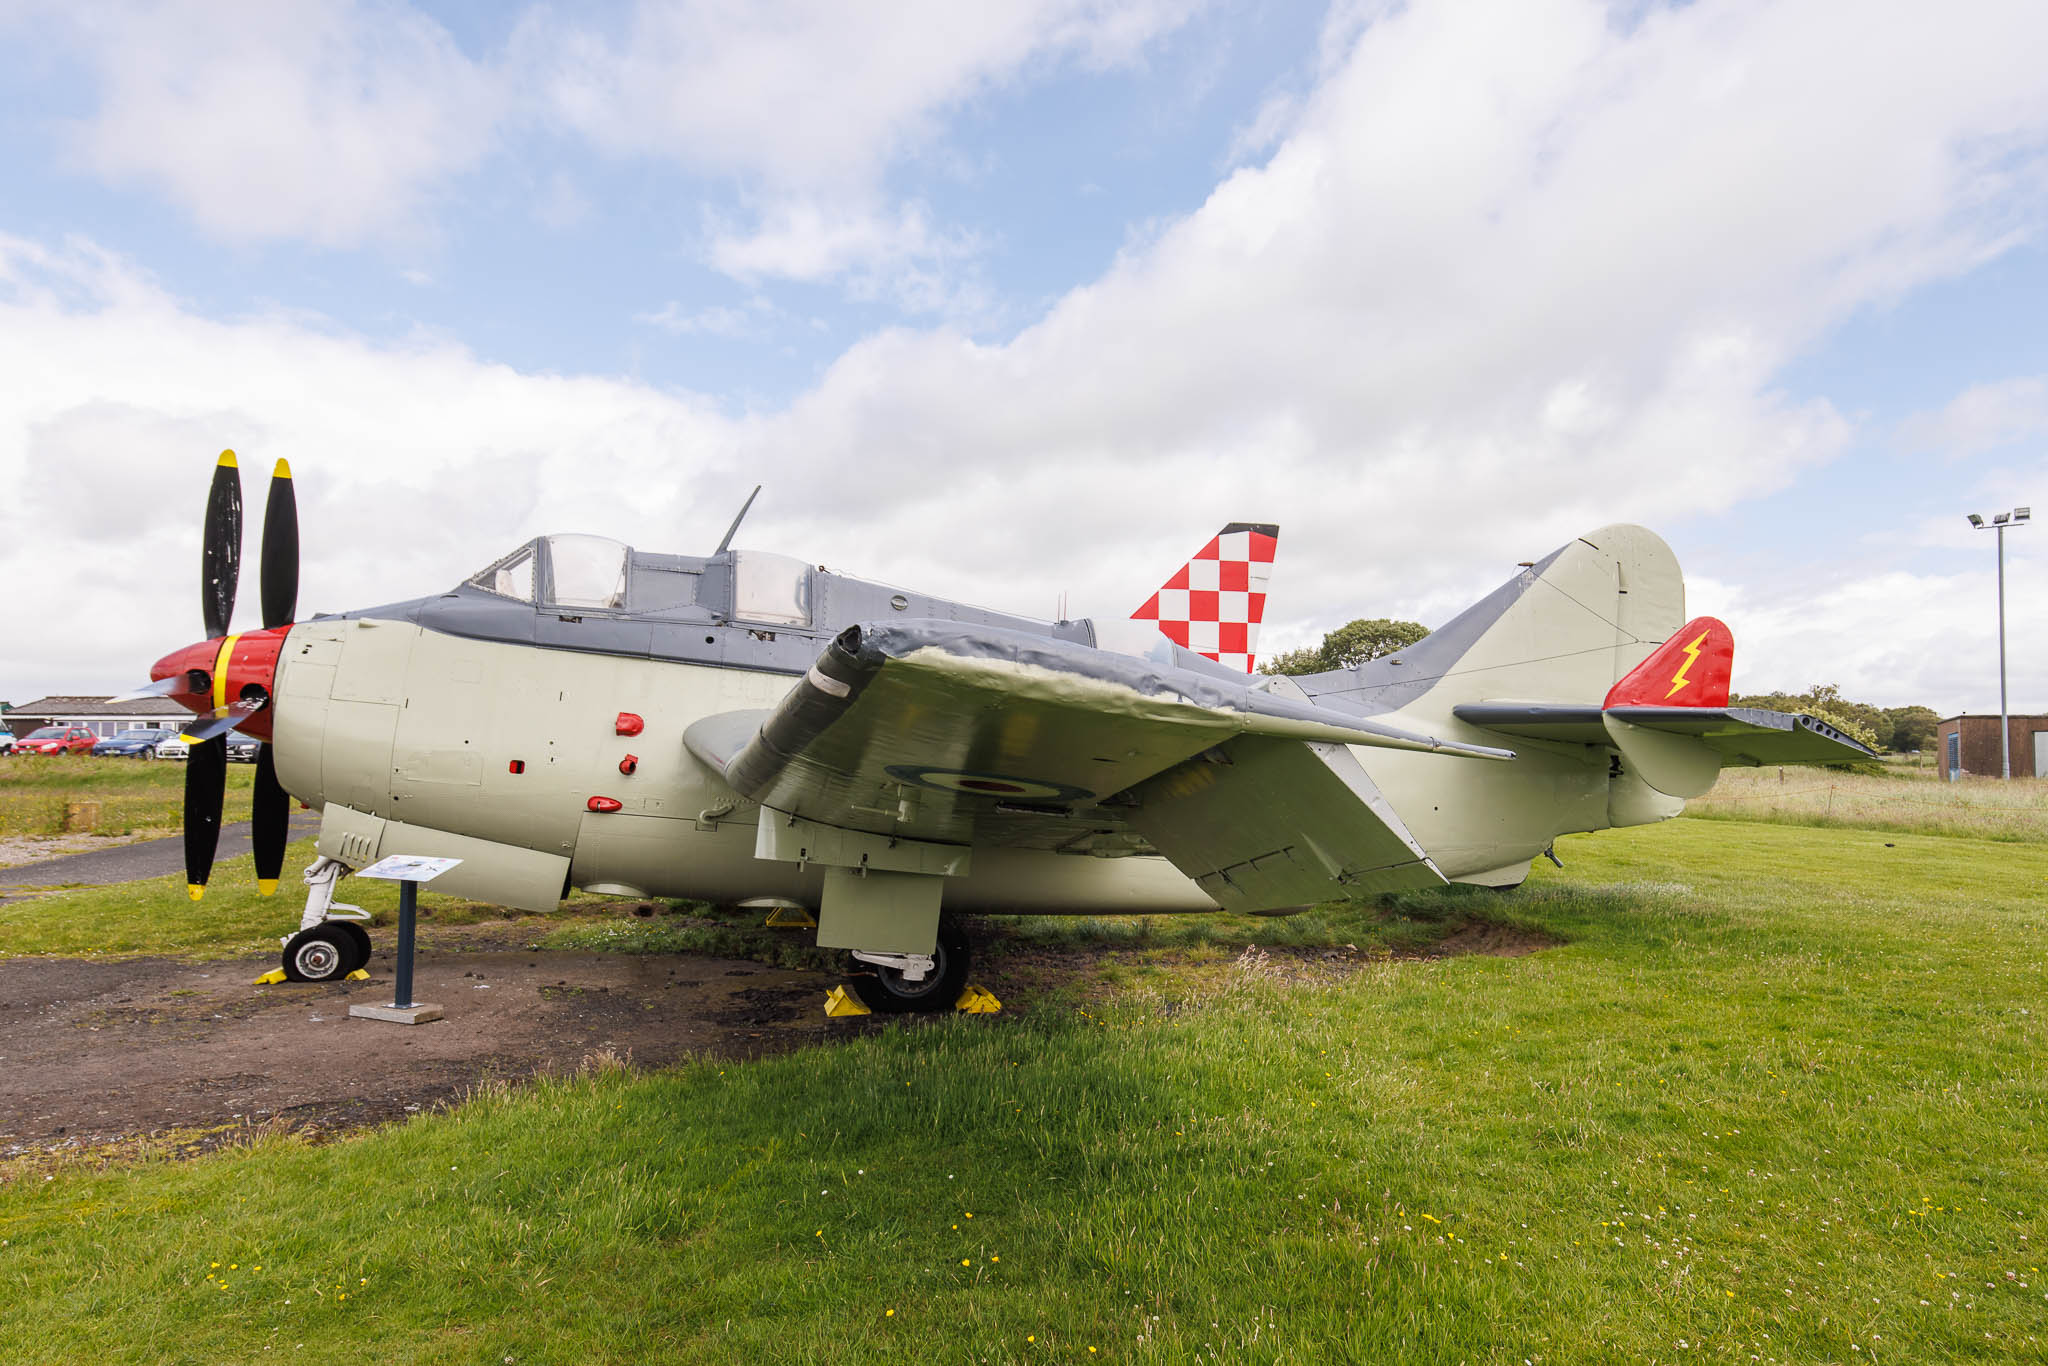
[683,620,1502,907]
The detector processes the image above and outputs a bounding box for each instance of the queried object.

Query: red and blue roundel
[883,766,1094,802]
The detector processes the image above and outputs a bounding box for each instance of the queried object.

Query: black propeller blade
[260,458,298,630]
[253,745,289,895]
[201,450,242,642]
[187,450,242,899]
[251,457,298,893]
[184,734,226,901]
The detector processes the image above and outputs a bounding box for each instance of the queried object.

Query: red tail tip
[1604,616,1733,708]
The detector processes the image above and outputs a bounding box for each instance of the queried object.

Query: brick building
[1935,713,2048,779]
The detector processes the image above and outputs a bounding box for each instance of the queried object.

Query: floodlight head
[1968,513,1985,527]
[2017,507,2032,523]
[1995,512,2011,525]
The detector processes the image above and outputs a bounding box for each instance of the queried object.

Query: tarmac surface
[0,811,321,896]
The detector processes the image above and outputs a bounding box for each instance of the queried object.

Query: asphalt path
[0,810,321,892]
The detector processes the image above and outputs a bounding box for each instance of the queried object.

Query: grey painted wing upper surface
[683,619,1510,854]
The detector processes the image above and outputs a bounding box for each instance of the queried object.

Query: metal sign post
[347,856,462,1026]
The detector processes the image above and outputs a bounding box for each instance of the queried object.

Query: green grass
[1689,762,2048,843]
[3,817,2045,1363]
[0,754,255,838]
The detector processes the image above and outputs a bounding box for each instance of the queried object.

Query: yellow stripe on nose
[211,634,241,711]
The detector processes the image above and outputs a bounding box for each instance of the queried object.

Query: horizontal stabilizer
[1454,703,1873,767]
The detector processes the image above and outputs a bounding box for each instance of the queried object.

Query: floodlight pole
[1998,521,2009,780]
[1968,508,2029,779]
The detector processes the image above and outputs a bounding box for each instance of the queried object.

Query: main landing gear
[281,856,373,982]
[841,917,972,1014]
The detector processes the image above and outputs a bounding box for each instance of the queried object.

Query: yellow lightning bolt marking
[1664,630,1710,699]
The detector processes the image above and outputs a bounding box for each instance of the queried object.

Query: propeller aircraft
[136,453,1870,1010]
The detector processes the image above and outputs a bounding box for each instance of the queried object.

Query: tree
[1262,618,1429,675]
[1882,705,1940,753]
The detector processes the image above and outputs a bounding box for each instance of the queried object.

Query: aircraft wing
[684,620,1505,884]
[1453,703,1873,766]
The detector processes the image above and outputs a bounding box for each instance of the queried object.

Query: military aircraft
[133,452,1868,1011]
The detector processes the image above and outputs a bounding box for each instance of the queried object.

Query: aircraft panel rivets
[615,712,644,736]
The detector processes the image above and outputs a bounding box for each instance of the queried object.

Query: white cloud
[25,0,1198,297]
[1897,375,2048,459]
[47,0,500,248]
[1692,559,2048,713]
[7,0,2048,716]
[516,0,1198,188]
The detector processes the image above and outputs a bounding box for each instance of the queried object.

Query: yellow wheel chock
[254,968,372,985]
[954,985,1002,1014]
[823,985,872,1016]
[764,905,818,928]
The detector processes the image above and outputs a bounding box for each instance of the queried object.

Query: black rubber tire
[335,922,372,975]
[845,917,972,1015]
[282,925,355,983]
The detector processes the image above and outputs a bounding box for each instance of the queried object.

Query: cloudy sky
[2,0,2044,714]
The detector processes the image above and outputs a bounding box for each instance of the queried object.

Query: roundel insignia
[883,766,1094,802]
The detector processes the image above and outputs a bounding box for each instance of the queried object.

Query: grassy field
[2,779,2045,1361]
[0,753,255,839]
[1689,760,2048,843]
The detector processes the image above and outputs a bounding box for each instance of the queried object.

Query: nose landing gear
[279,856,373,982]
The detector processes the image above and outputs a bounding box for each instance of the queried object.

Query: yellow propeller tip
[272,457,292,480]
[187,884,206,901]
[217,449,238,468]
[257,879,278,897]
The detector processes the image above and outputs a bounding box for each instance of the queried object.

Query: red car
[13,725,100,755]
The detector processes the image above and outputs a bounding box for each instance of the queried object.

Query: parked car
[93,728,177,758]
[14,725,100,755]
[154,733,190,760]
[0,732,18,755]
[225,731,261,763]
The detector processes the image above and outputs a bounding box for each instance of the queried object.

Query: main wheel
[334,921,372,975]
[845,918,972,1014]
[282,925,355,983]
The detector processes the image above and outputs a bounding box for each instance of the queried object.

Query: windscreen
[466,542,538,602]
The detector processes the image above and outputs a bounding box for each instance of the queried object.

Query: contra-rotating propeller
[119,451,300,900]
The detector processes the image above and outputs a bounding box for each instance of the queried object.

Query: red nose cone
[151,639,220,714]
[151,626,293,741]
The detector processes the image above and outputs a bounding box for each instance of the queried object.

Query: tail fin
[1603,617,1733,708]
[1130,522,1279,672]
[1304,524,1686,714]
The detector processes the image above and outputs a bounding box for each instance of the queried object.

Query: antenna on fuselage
[714,484,763,555]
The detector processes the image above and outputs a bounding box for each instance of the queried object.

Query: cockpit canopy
[467,534,628,609]
[463,534,813,626]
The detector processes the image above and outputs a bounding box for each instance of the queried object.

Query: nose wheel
[282,923,371,982]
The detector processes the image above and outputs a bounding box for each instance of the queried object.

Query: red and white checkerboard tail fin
[1130,522,1279,672]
